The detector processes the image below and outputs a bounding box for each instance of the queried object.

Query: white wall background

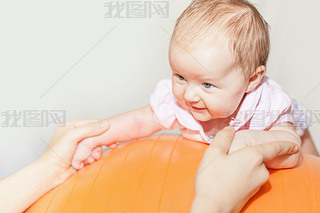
[0,0,319,179]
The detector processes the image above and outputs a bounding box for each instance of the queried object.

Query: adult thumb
[63,120,110,146]
[208,126,235,154]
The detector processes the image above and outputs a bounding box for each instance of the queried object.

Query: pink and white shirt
[150,76,309,143]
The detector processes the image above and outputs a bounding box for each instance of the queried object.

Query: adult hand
[190,126,299,213]
[0,119,110,213]
[39,119,110,184]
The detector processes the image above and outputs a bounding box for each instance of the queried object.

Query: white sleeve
[149,79,178,130]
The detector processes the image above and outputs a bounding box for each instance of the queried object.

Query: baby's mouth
[190,105,206,111]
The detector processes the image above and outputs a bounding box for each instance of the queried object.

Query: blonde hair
[172,0,270,78]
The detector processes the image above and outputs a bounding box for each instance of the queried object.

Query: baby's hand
[228,131,252,154]
[228,130,301,169]
[72,135,118,170]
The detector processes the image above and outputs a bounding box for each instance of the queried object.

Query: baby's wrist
[235,130,256,144]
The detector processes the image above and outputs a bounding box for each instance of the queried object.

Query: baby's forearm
[240,129,301,147]
[71,105,162,169]
[88,105,161,146]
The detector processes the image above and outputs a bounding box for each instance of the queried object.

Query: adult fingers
[52,119,102,141]
[62,120,110,146]
[228,142,248,154]
[251,141,299,163]
[62,119,101,129]
[208,126,235,154]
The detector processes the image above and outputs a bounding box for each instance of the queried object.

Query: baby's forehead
[169,41,238,79]
[171,26,230,50]
[169,30,237,60]
[169,38,236,64]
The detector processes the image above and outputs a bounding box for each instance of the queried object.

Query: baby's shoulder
[255,76,292,110]
[256,76,284,92]
[150,79,173,101]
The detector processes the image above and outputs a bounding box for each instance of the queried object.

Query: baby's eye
[203,83,214,89]
[177,74,185,81]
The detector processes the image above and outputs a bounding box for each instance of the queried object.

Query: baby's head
[169,0,270,121]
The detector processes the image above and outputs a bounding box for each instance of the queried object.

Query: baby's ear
[245,65,265,93]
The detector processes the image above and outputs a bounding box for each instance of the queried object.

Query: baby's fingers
[71,144,93,169]
[82,147,103,165]
[108,143,118,149]
[85,156,95,164]
[92,147,103,160]
[72,160,84,170]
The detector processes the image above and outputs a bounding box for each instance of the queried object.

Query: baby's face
[169,42,249,122]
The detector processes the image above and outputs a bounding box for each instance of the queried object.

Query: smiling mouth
[190,106,206,111]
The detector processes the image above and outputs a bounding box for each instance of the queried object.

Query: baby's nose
[184,86,200,103]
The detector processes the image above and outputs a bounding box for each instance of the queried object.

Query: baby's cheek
[207,98,236,117]
[172,84,181,96]
[221,96,242,115]
[172,86,186,105]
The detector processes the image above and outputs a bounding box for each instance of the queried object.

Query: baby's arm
[229,122,301,169]
[72,105,161,169]
[301,129,319,156]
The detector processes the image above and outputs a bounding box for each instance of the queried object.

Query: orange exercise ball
[26,135,320,212]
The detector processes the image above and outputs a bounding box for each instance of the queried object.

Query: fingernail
[100,120,109,127]
[93,152,99,158]
[293,145,299,152]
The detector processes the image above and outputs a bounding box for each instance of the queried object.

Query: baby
[72,0,315,170]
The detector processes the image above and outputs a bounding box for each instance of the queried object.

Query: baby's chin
[193,112,234,124]
[191,111,221,122]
